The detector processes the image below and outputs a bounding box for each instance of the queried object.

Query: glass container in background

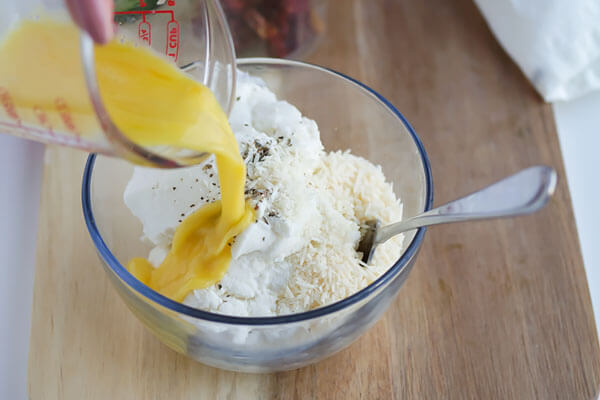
[221,0,328,59]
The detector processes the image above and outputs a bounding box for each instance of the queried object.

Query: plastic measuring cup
[0,0,236,168]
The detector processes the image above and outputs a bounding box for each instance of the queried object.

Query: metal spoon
[357,165,558,264]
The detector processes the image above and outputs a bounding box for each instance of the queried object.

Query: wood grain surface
[28,0,600,398]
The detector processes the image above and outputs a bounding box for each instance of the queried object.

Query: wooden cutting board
[28,0,600,398]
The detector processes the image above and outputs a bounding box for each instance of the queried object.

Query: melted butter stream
[0,19,254,302]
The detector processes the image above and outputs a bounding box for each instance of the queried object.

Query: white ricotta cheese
[124,72,404,317]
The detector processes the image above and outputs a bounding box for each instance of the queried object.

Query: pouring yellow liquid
[0,19,253,302]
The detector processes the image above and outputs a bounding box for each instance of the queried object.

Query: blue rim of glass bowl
[81,58,434,326]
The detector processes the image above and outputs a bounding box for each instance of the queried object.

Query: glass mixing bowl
[82,58,433,372]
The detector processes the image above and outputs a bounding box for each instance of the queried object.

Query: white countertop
[1,96,599,399]
[553,91,600,329]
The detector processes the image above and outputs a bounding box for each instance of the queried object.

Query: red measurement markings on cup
[114,8,180,62]
[0,87,21,124]
[139,14,151,45]
[0,87,61,140]
[54,98,81,142]
[165,18,179,61]
[33,106,55,137]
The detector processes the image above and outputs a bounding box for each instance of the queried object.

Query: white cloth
[474,0,600,102]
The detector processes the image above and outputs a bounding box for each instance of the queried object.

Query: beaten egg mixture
[0,18,253,301]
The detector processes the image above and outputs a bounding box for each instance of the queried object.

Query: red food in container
[221,0,327,58]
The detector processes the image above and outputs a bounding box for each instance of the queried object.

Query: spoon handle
[376,165,557,244]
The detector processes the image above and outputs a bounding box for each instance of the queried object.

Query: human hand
[66,0,114,44]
